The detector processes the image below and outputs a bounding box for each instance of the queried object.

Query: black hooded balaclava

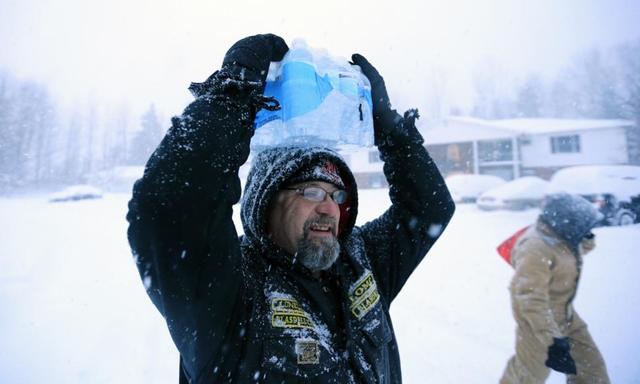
[240,146,358,246]
[539,192,603,251]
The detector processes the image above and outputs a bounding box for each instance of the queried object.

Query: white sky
[1,0,639,119]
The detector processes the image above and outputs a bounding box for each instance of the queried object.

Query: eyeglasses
[282,185,348,205]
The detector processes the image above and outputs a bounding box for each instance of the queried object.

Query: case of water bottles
[253,39,374,150]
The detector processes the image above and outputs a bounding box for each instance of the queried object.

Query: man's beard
[296,216,340,272]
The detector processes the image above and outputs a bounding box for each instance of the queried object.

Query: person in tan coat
[500,193,611,384]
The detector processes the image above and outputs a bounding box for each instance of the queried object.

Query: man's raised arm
[126,34,287,380]
[353,54,455,303]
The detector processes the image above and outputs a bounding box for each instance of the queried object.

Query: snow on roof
[422,119,517,144]
[491,118,634,134]
[421,116,634,145]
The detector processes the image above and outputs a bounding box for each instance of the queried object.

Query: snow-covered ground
[1,190,638,383]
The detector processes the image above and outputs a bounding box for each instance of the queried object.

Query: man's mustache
[303,216,338,237]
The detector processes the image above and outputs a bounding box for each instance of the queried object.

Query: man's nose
[315,195,340,217]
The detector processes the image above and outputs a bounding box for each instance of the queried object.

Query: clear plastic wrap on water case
[253,39,374,150]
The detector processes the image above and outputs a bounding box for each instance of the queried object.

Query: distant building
[422,117,636,181]
[339,148,388,189]
[336,117,636,188]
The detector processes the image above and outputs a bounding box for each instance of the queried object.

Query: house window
[446,144,462,162]
[478,140,513,162]
[368,150,382,163]
[550,135,580,153]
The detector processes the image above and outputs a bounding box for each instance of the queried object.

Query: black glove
[351,54,419,146]
[222,34,288,82]
[545,337,577,375]
[351,54,392,119]
[190,34,288,97]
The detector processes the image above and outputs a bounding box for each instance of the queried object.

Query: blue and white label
[253,40,374,149]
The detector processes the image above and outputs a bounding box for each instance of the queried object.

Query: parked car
[445,174,506,203]
[622,194,640,224]
[477,176,550,210]
[548,165,640,226]
[576,193,637,226]
[48,185,104,203]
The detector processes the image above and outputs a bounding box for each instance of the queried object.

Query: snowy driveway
[1,192,638,383]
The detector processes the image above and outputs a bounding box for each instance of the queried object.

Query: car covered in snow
[548,165,640,226]
[445,174,506,203]
[477,176,550,210]
[48,185,104,203]
[622,194,640,224]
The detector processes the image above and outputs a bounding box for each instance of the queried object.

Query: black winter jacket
[127,68,455,384]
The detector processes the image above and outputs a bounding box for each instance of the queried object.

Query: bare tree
[62,111,83,183]
[471,61,516,119]
[102,103,131,169]
[615,39,640,164]
[32,89,57,184]
[0,71,18,191]
[516,75,545,117]
[82,103,98,178]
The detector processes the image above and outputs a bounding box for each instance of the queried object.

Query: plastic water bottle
[253,39,374,150]
[280,40,322,140]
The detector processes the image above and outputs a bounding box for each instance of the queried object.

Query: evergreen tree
[129,104,163,165]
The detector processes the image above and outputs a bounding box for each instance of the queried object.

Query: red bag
[497,226,530,265]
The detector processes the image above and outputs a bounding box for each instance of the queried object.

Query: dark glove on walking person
[545,337,577,375]
[190,34,288,97]
[351,53,420,147]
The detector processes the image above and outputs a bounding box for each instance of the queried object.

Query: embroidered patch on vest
[349,271,380,319]
[271,298,315,330]
[295,338,320,365]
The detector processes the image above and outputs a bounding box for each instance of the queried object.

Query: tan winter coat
[510,221,590,346]
[500,220,609,384]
